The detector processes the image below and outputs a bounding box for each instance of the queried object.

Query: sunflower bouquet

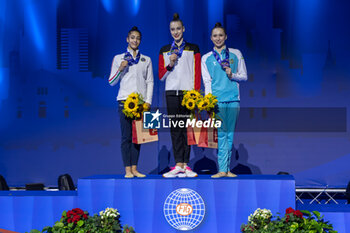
[181,90,203,118]
[198,93,218,118]
[122,92,149,119]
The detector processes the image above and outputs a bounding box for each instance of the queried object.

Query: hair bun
[128,26,142,38]
[173,13,180,20]
[215,22,222,27]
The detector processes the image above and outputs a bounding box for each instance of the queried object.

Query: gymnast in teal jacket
[201,22,248,178]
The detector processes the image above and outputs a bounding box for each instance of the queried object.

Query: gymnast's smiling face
[170,21,185,43]
[127,31,141,51]
[211,27,227,49]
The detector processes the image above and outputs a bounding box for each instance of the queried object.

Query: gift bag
[187,125,201,145]
[132,120,158,144]
[198,127,218,148]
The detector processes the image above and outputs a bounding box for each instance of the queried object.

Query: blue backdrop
[0,0,350,188]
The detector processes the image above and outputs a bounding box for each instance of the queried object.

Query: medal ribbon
[169,40,186,57]
[212,47,230,69]
[124,50,141,66]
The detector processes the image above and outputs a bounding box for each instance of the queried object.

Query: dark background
[0,0,349,187]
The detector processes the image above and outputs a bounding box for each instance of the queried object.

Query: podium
[78,175,295,232]
[0,175,295,232]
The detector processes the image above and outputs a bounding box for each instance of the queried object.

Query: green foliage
[28,207,133,233]
[241,207,337,233]
[29,230,41,233]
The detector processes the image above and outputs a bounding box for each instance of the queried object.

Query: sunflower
[182,94,194,107]
[122,92,146,119]
[184,90,200,99]
[202,93,218,110]
[124,99,138,112]
[142,103,150,111]
[198,99,210,111]
[181,97,187,106]
[183,91,190,99]
[133,112,141,118]
[185,99,196,110]
[205,93,215,100]
[129,93,139,101]
[131,98,139,107]
[190,92,198,98]
[197,100,205,111]
[209,98,218,109]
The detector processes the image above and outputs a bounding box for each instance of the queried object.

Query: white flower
[99,207,120,219]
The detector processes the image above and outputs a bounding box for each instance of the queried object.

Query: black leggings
[166,91,191,164]
[118,102,141,166]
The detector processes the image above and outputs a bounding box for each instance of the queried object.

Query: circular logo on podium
[163,188,205,231]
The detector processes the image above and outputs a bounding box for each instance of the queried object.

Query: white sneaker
[184,166,198,178]
[163,166,186,178]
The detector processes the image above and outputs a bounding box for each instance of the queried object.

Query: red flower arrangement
[285,207,303,222]
[64,208,88,224]
[33,207,136,232]
[241,207,336,232]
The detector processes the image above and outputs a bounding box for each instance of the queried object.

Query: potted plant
[241,207,337,233]
[29,207,134,233]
